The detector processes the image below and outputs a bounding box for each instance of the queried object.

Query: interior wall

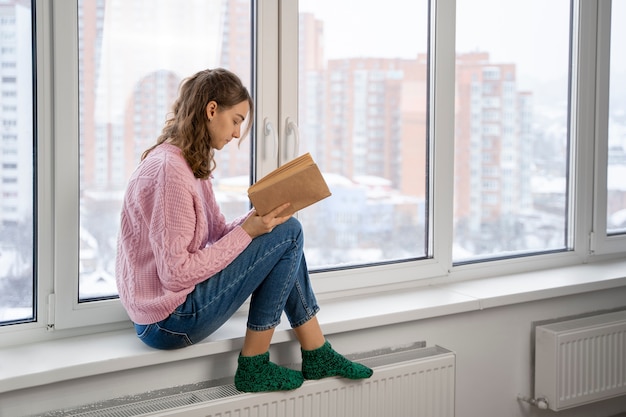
[324,286,626,417]
[2,286,626,417]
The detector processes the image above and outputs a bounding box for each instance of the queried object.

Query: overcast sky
[299,0,584,85]
[300,0,428,60]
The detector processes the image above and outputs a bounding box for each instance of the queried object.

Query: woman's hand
[241,203,292,238]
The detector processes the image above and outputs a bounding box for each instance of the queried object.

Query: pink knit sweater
[115,143,252,324]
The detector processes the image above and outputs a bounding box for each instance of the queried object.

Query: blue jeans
[134,217,320,350]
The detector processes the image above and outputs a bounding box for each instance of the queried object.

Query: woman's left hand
[241,203,292,238]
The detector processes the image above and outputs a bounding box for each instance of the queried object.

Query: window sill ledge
[1,258,625,395]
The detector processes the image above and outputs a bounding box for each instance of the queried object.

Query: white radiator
[534,310,626,411]
[56,345,455,417]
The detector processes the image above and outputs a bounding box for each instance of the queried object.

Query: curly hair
[142,68,253,179]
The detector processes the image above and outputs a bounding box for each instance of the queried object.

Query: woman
[115,68,372,392]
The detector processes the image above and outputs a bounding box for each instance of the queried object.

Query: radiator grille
[39,345,455,417]
[61,385,241,417]
[535,310,626,411]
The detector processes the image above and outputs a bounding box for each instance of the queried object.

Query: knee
[282,217,303,241]
[285,216,301,229]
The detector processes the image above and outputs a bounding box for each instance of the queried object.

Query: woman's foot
[234,352,304,392]
[301,341,373,380]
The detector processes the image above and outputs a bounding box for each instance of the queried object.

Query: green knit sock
[234,352,304,392]
[301,341,373,380]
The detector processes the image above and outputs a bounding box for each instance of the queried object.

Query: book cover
[248,153,331,216]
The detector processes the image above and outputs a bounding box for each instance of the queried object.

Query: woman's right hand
[241,203,292,238]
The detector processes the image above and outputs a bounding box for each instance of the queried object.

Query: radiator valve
[517,395,549,410]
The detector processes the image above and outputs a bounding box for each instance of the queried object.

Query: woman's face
[206,100,250,150]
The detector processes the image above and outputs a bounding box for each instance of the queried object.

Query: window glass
[78,0,251,300]
[298,0,429,270]
[0,0,34,325]
[607,0,626,235]
[453,0,571,262]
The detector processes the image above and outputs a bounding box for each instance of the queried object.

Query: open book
[248,153,331,217]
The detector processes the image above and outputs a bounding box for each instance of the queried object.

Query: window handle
[285,117,300,160]
[263,117,278,160]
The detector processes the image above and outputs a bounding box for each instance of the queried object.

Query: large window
[77,0,252,301]
[1,0,624,340]
[607,0,626,235]
[0,0,33,326]
[453,0,572,262]
[297,0,429,270]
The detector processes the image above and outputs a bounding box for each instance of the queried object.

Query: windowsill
[1,258,625,395]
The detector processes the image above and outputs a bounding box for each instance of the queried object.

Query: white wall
[2,285,626,417]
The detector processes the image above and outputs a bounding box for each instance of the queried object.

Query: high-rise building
[0,0,31,227]
[321,57,428,196]
[298,12,429,199]
[0,0,33,308]
[454,52,533,239]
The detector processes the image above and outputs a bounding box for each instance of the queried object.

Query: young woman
[115,68,372,392]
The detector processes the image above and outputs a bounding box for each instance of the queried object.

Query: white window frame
[2,0,624,344]
[254,0,280,177]
[591,0,626,255]
[50,0,127,329]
